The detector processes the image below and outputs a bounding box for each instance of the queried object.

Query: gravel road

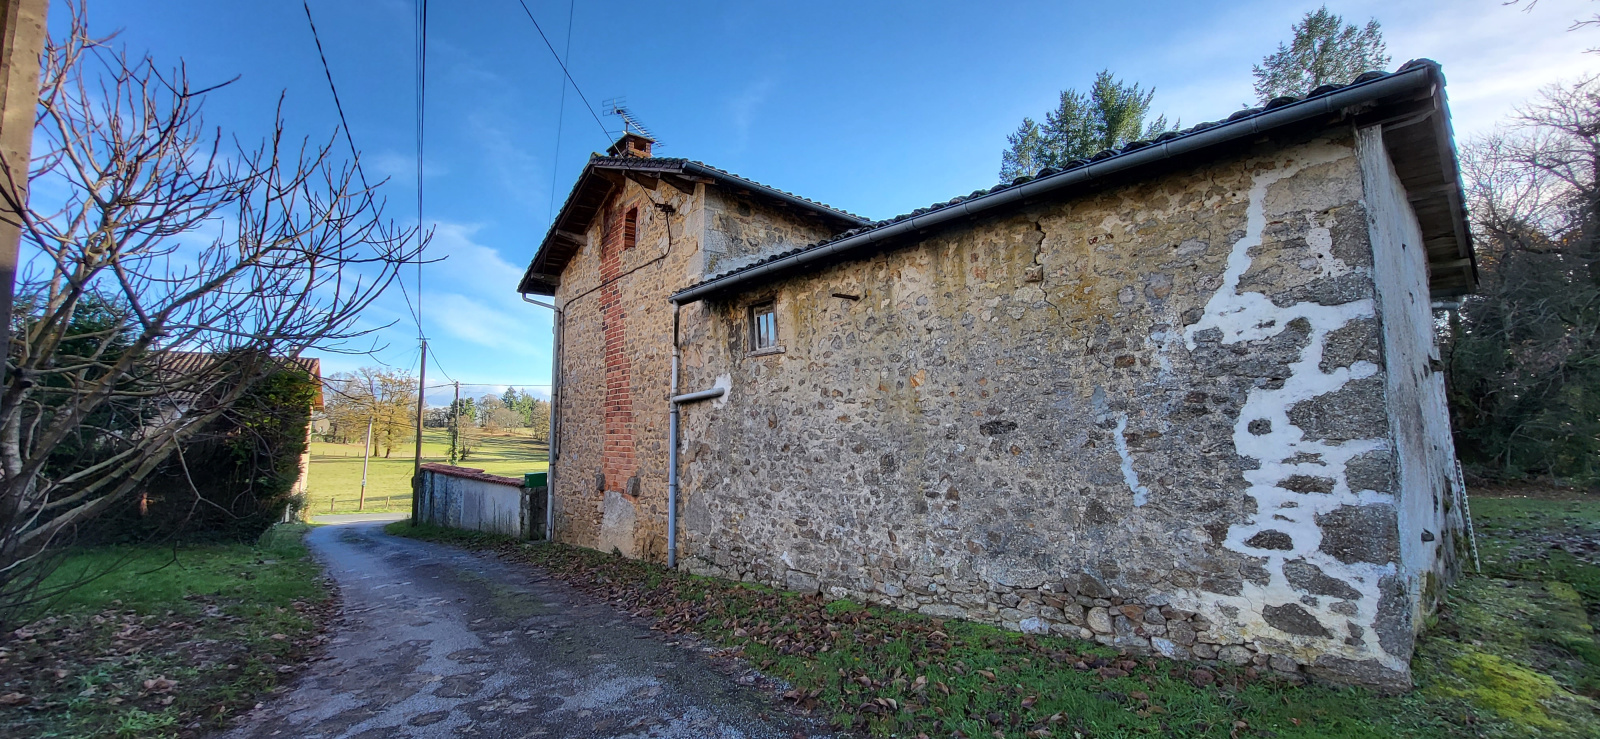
[217,515,819,738]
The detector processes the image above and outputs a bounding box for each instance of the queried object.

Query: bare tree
[1448,74,1600,483]
[0,7,426,618]
[1507,1,1600,52]
[322,367,417,456]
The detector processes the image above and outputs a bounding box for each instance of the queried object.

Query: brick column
[598,206,634,492]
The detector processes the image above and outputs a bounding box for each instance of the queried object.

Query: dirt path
[218,516,819,738]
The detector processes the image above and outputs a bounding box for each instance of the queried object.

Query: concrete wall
[1357,127,1468,623]
[418,464,541,538]
[672,130,1459,689]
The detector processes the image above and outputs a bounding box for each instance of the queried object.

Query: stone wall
[701,188,840,277]
[550,172,845,562]
[673,130,1462,689]
[1357,128,1468,620]
[552,176,696,559]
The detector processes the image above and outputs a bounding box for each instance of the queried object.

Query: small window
[623,208,638,250]
[749,301,777,351]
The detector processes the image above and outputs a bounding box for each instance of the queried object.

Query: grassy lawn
[388,490,1600,739]
[0,525,332,738]
[306,428,548,515]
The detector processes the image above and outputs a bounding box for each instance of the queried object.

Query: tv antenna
[602,97,661,146]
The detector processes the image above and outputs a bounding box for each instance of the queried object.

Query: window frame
[623,207,638,250]
[748,300,779,353]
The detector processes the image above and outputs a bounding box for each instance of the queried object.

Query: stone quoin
[516,61,1475,691]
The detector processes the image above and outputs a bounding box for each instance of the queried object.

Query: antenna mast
[602,97,662,146]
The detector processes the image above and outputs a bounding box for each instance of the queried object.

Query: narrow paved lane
[220,516,817,738]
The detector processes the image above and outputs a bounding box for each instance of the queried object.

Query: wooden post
[450,379,460,464]
[0,0,47,387]
[358,416,373,510]
[410,339,426,523]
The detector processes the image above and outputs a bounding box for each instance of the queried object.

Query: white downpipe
[521,292,560,541]
[667,305,724,569]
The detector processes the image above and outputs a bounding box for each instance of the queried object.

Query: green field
[304,428,548,514]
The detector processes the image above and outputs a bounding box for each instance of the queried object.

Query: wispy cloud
[369,149,448,182]
[726,77,775,152]
[467,112,545,205]
[419,221,549,359]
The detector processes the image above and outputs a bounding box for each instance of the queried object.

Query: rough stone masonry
[520,62,1474,690]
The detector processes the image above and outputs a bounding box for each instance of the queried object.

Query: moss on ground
[1415,578,1600,737]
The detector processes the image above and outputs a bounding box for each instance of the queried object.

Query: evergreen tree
[999,70,1175,181]
[999,118,1045,182]
[1252,6,1390,103]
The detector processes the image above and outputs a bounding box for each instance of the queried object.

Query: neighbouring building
[517,60,1475,690]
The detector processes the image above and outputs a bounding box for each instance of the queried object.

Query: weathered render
[518,62,1472,690]
[674,130,1460,689]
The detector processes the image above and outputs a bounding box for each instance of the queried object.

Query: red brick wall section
[599,205,635,493]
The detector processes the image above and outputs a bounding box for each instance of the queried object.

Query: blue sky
[72,0,1596,404]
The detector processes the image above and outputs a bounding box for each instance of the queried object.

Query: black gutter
[671,62,1441,306]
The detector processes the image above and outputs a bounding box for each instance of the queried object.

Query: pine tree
[999,117,1046,181]
[999,70,1175,182]
[1252,6,1390,104]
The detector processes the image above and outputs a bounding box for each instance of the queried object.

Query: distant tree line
[322,371,549,465]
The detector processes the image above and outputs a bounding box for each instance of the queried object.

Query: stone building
[516,60,1474,689]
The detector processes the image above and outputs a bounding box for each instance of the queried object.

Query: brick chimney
[606,132,654,158]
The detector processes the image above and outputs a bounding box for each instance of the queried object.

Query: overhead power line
[546,0,575,225]
[414,0,429,343]
[513,0,611,142]
[302,0,423,332]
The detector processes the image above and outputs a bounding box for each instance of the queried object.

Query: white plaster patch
[710,373,732,408]
[1302,213,1351,278]
[1113,414,1151,507]
[1181,143,1402,670]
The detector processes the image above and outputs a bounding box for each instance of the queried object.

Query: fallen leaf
[0,692,29,706]
[142,676,178,693]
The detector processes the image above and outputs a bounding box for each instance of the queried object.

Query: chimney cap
[607,132,655,158]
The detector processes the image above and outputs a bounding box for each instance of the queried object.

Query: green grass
[0,525,332,738]
[1470,494,1600,616]
[388,491,1600,738]
[387,526,1485,738]
[306,428,548,514]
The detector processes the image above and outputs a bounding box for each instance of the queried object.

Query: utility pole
[0,0,46,388]
[410,339,427,523]
[449,379,460,465]
[358,416,373,510]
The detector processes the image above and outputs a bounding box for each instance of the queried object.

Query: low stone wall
[417,463,545,539]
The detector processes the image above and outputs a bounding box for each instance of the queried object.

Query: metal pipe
[670,64,1438,307]
[667,306,680,568]
[521,294,556,310]
[521,291,561,541]
[664,305,731,569]
[548,307,560,540]
[671,387,726,404]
